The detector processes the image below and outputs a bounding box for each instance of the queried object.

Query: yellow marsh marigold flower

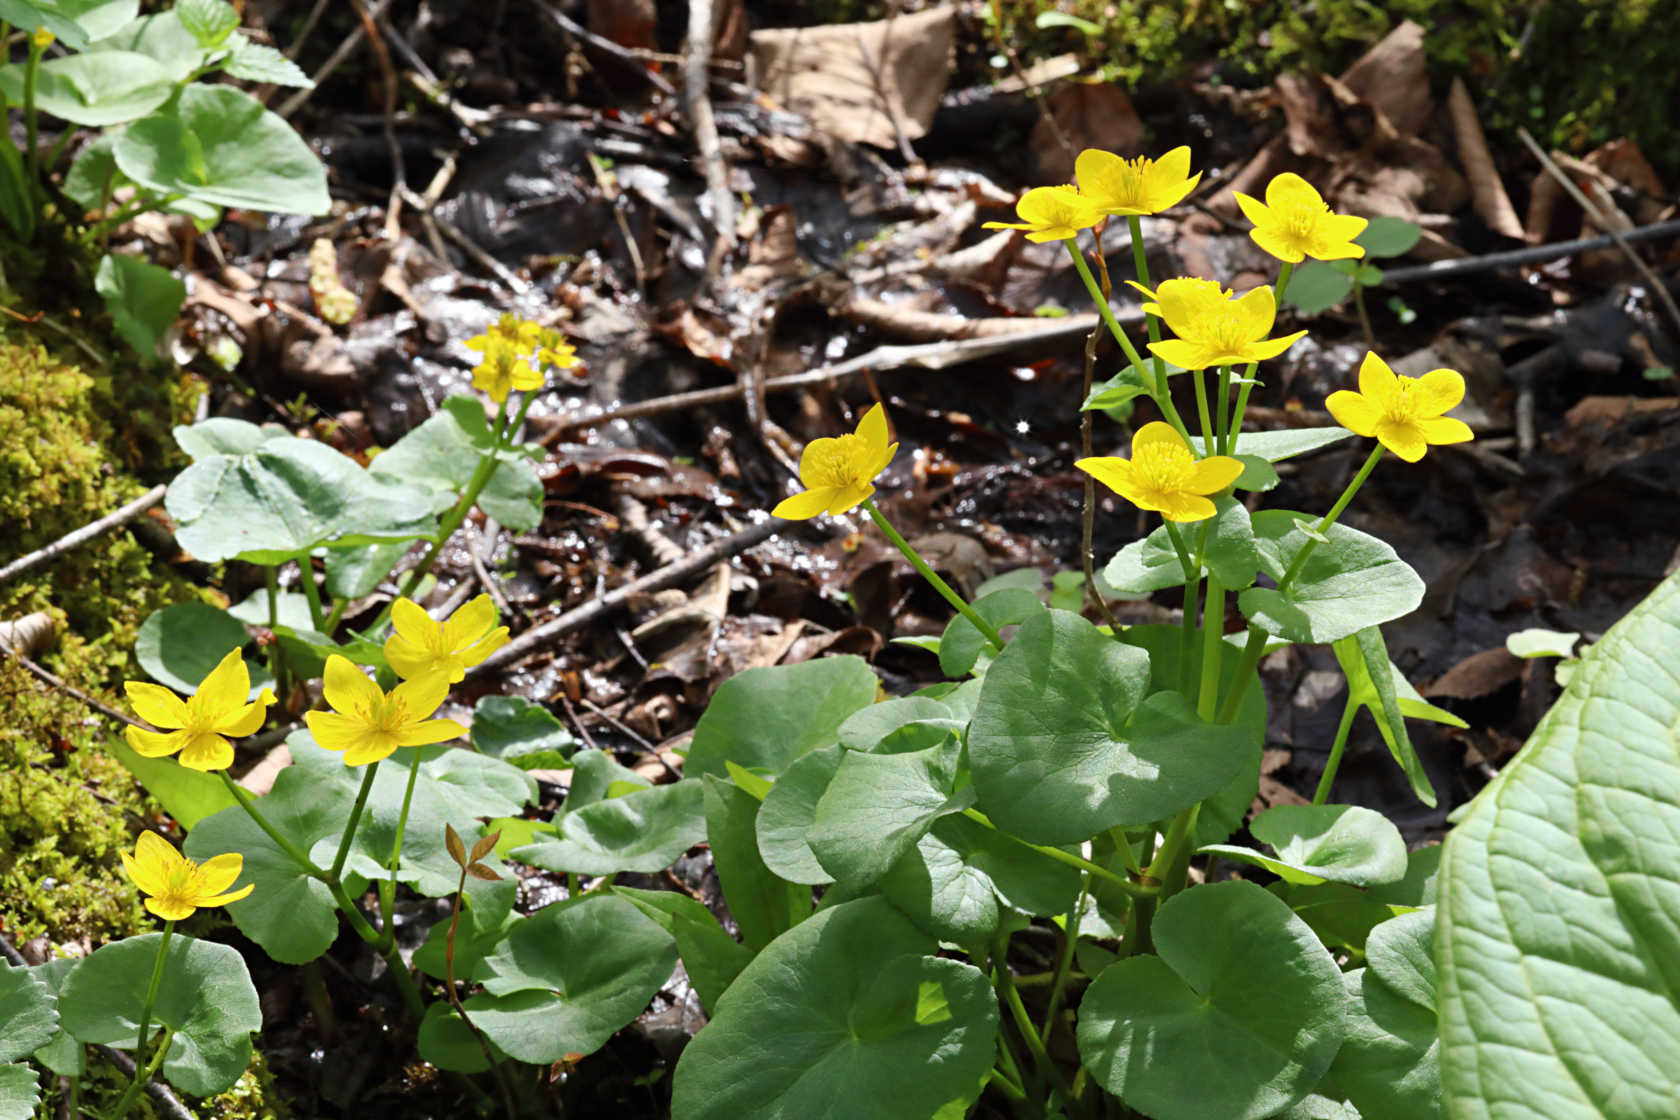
[1075,146,1201,216]
[385,594,509,683]
[1077,422,1244,523]
[1147,279,1307,371]
[124,649,276,772]
[465,312,543,356]
[121,832,252,921]
[772,403,897,520]
[534,327,578,371]
[1127,277,1229,320]
[1234,173,1368,264]
[304,655,466,766]
[982,185,1102,243]
[471,345,544,403]
[1325,352,1474,462]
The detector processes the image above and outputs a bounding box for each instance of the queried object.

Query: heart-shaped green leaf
[115,84,328,214]
[1355,216,1423,259]
[702,776,808,953]
[0,0,135,47]
[369,396,543,531]
[1078,880,1346,1120]
[174,0,237,47]
[1438,569,1680,1119]
[165,433,435,563]
[1324,909,1441,1120]
[880,814,1081,941]
[1202,804,1408,886]
[671,897,997,1120]
[810,739,971,884]
[0,965,56,1063]
[512,779,703,875]
[470,695,575,769]
[94,252,184,355]
[420,894,676,1070]
[134,601,265,697]
[970,610,1248,844]
[684,656,878,779]
[58,933,260,1096]
[615,887,753,1012]
[939,587,1046,678]
[0,51,172,125]
[1239,511,1424,644]
[25,959,82,1076]
[754,744,844,885]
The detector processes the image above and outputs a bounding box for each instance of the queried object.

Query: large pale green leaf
[1077,880,1345,1120]
[58,934,260,1096]
[369,395,544,531]
[1438,568,1680,1119]
[0,0,136,46]
[1239,511,1424,644]
[26,959,82,1076]
[1102,497,1258,597]
[879,814,1081,942]
[165,433,435,563]
[512,779,703,875]
[969,610,1248,844]
[114,84,329,214]
[614,887,753,1013]
[86,10,208,79]
[419,894,676,1070]
[683,656,878,778]
[133,601,257,695]
[670,897,998,1120]
[469,695,574,769]
[111,737,237,830]
[809,738,971,885]
[0,965,56,1063]
[0,1065,37,1120]
[754,744,844,885]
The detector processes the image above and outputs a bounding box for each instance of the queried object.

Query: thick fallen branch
[1381,218,1680,286]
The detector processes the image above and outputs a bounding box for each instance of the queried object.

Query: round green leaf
[1328,913,1441,1120]
[114,84,329,214]
[172,417,284,461]
[1190,428,1356,464]
[86,10,209,80]
[95,252,184,355]
[512,778,704,875]
[1504,627,1580,659]
[0,965,57,1063]
[1283,261,1355,314]
[26,959,82,1076]
[881,814,1081,941]
[1202,804,1408,886]
[165,435,435,563]
[810,739,969,885]
[369,396,544,531]
[134,601,253,695]
[58,933,260,1097]
[1355,216,1423,259]
[684,656,878,779]
[939,587,1045,678]
[421,894,676,1069]
[755,744,844,885]
[837,696,963,753]
[0,51,172,125]
[1239,512,1424,644]
[969,610,1248,844]
[671,897,998,1120]
[1077,880,1346,1120]
[470,695,575,768]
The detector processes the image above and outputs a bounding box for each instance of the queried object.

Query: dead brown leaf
[1424,647,1523,700]
[1029,80,1143,185]
[751,8,955,150]
[1337,19,1431,137]
[1447,77,1524,240]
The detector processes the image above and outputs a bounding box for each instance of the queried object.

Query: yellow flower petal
[126,681,188,728]
[1232,191,1270,229]
[304,710,371,752]
[1131,421,1186,454]
[448,595,498,644]
[1265,172,1321,211]
[1074,456,1135,494]
[177,733,234,772]
[194,649,250,714]
[126,725,187,758]
[1248,225,1307,264]
[1357,352,1403,411]
[771,487,836,521]
[145,896,196,921]
[1156,492,1218,523]
[1147,339,1207,370]
[384,635,435,681]
[1231,286,1278,338]
[199,883,254,909]
[1409,369,1466,416]
[1186,455,1245,494]
[1242,330,1309,363]
[390,597,436,645]
[825,481,875,516]
[214,694,272,738]
[197,853,244,896]
[392,670,451,723]
[457,627,510,669]
[1374,421,1429,462]
[1325,389,1380,436]
[322,655,381,715]
[856,403,889,454]
[396,717,469,747]
[1415,415,1474,446]
[343,736,401,766]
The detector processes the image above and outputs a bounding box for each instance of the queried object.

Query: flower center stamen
[1278,198,1325,240]
[811,435,872,488]
[1132,441,1194,492]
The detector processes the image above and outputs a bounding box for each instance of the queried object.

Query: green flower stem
[1038,874,1089,1048]
[1198,578,1226,722]
[1163,520,1201,696]
[962,809,1156,898]
[1125,214,1171,394]
[994,936,1077,1112]
[1215,626,1271,725]
[987,1060,1028,1103]
[1215,365,1232,456]
[1277,444,1385,595]
[1063,238,1193,445]
[322,597,348,635]
[861,498,1003,653]
[378,751,425,935]
[329,762,380,882]
[1227,260,1294,446]
[298,553,326,630]
[323,877,425,1015]
[22,31,44,199]
[217,771,323,877]
[1107,827,1144,877]
[112,921,174,1118]
[1192,368,1214,447]
[1314,698,1360,805]
[263,566,287,703]
[381,395,513,627]
[1145,802,1200,905]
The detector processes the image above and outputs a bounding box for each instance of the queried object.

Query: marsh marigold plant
[1234,172,1368,264]
[385,594,509,682]
[1077,422,1244,523]
[1326,352,1475,462]
[1074,146,1201,216]
[304,654,466,765]
[121,832,253,921]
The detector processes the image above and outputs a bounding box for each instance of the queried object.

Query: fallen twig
[1516,128,1680,340]
[0,484,166,586]
[1379,218,1680,286]
[0,640,146,730]
[470,518,781,676]
[277,0,396,120]
[534,0,678,98]
[684,0,736,268]
[538,316,1106,437]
